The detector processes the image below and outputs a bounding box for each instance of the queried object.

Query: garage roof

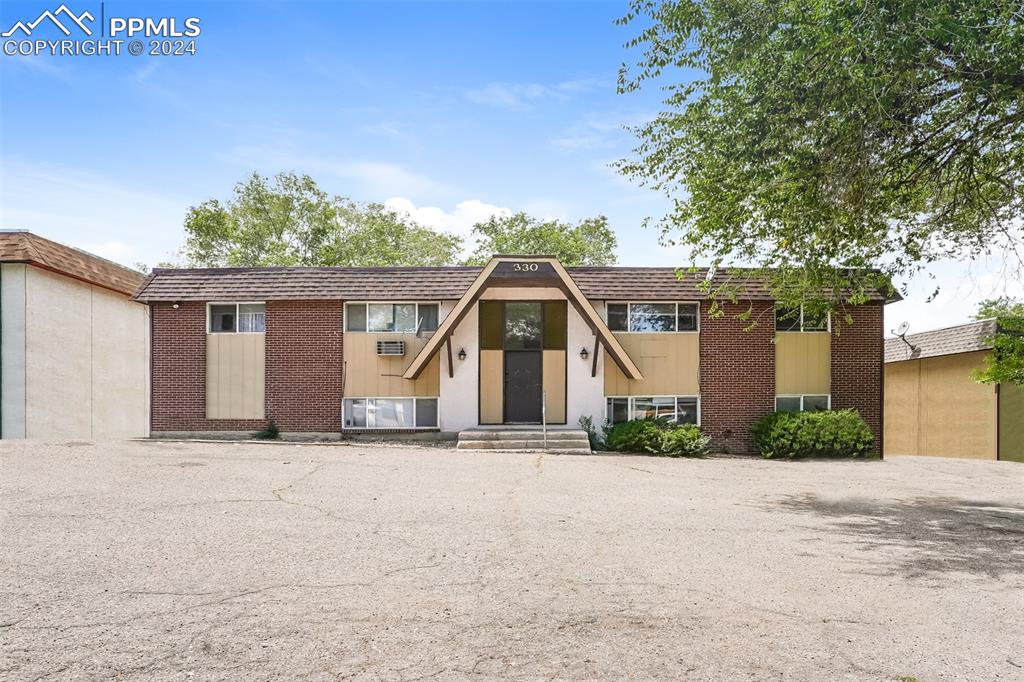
[884,319,997,363]
[0,231,144,296]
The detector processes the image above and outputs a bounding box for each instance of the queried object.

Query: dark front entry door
[504,351,542,423]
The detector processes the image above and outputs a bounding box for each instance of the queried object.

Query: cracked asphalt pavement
[2,440,1023,681]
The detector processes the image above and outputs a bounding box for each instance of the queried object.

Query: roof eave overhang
[402,256,643,381]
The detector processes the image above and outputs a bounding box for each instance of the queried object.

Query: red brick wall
[699,301,776,454]
[265,300,343,432]
[150,300,343,434]
[830,303,884,454]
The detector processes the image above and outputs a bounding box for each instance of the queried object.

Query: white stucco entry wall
[437,287,605,432]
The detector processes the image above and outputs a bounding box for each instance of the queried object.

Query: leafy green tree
[182,172,462,267]
[973,296,1024,320]
[465,213,618,266]
[617,0,1024,314]
[973,297,1024,385]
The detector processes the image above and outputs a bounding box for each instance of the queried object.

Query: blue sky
[0,0,1019,333]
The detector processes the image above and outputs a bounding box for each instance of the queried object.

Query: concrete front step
[458,429,589,441]
[456,439,592,451]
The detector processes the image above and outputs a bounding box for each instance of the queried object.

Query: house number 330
[512,263,539,271]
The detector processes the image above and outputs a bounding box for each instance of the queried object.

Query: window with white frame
[208,303,265,333]
[606,396,700,425]
[606,303,699,332]
[343,397,439,428]
[345,303,439,333]
[775,305,829,332]
[775,395,831,412]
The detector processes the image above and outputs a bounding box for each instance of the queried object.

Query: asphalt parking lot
[2,440,1023,681]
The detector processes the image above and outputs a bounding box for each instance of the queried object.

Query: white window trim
[206,301,266,334]
[775,304,831,333]
[342,396,441,429]
[606,395,701,426]
[344,301,443,334]
[775,394,832,411]
[605,301,701,334]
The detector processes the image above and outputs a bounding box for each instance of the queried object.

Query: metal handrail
[542,390,547,451]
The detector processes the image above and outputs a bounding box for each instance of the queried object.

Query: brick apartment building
[134,255,894,453]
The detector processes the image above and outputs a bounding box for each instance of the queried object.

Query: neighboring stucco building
[0,231,149,439]
[135,256,891,453]
[884,319,1024,462]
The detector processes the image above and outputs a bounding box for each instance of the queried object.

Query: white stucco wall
[6,266,150,439]
[437,288,606,432]
[1,264,28,438]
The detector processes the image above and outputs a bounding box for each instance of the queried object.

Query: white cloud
[466,78,605,109]
[384,197,512,254]
[224,146,451,200]
[551,111,654,152]
[81,240,138,263]
[884,257,1024,336]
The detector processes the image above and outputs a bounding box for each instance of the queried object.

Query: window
[344,397,439,428]
[208,303,265,333]
[775,305,829,332]
[606,396,700,425]
[775,395,831,412]
[345,303,440,333]
[606,303,699,332]
[479,301,566,351]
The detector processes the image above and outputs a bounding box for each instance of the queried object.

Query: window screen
[803,395,830,411]
[418,304,439,332]
[209,305,236,333]
[775,307,801,332]
[677,304,699,332]
[607,398,629,424]
[345,304,367,332]
[676,397,698,424]
[237,304,266,333]
[775,396,802,412]
[607,304,628,332]
[415,399,439,428]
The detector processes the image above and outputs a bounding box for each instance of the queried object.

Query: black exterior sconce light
[579,347,589,361]
[457,348,467,361]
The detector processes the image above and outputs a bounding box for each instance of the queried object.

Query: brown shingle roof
[133,264,894,303]
[0,231,144,296]
[884,319,996,363]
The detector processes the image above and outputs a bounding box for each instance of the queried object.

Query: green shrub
[605,419,666,454]
[604,419,710,457]
[660,424,711,457]
[254,420,280,440]
[751,409,874,459]
[578,415,605,450]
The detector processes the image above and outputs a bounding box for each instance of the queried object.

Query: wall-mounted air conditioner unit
[376,340,406,356]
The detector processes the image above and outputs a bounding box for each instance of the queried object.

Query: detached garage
[884,319,1024,462]
[0,231,149,439]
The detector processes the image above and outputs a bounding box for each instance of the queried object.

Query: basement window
[345,303,440,333]
[606,303,699,332]
[343,397,439,429]
[775,395,831,412]
[606,396,700,425]
[208,303,265,333]
[775,305,829,332]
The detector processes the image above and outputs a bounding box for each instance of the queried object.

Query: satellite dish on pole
[891,321,916,355]
[896,321,910,336]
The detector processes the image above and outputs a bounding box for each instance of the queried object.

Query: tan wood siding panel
[603,333,699,396]
[343,333,439,397]
[206,334,265,419]
[884,351,996,459]
[883,361,920,455]
[480,350,504,424]
[775,332,831,395]
[543,350,566,424]
[999,382,1024,462]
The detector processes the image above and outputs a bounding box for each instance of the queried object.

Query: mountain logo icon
[2,4,95,37]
